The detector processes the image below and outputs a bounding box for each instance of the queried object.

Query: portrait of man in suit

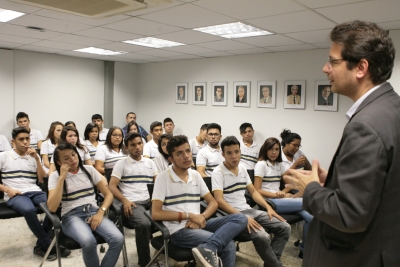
[259,86,272,104]
[194,86,204,102]
[286,85,301,104]
[214,86,224,102]
[284,21,400,267]
[177,86,185,101]
[318,85,333,105]
[235,86,247,103]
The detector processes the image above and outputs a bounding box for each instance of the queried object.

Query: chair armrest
[38,202,61,229]
[265,199,277,210]
[110,199,123,216]
[144,210,170,240]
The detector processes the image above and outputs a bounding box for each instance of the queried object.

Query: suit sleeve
[304,120,387,233]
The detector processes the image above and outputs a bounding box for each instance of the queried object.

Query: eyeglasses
[327,57,347,70]
[208,133,220,137]
[111,134,123,138]
[290,143,302,149]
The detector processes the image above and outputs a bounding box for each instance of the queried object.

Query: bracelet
[178,212,182,223]
[186,212,189,220]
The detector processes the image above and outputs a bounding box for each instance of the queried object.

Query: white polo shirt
[153,153,170,173]
[212,163,251,211]
[254,160,283,194]
[99,128,109,141]
[152,166,209,235]
[196,145,223,177]
[50,146,91,164]
[239,139,260,170]
[40,139,56,159]
[0,149,41,201]
[29,128,44,149]
[143,139,159,159]
[48,165,102,217]
[95,145,126,170]
[84,140,104,163]
[111,155,157,202]
[0,134,11,152]
[188,137,207,165]
[281,149,305,173]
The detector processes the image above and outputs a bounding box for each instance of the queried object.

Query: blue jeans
[170,213,247,267]
[7,191,52,249]
[62,205,124,267]
[271,198,313,251]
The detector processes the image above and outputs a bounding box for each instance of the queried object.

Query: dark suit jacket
[318,94,333,105]
[236,95,247,103]
[303,83,400,267]
[195,95,204,101]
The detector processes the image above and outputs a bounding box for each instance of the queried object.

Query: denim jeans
[7,191,52,249]
[125,199,151,266]
[170,213,247,267]
[271,198,313,251]
[62,204,124,267]
[237,209,290,267]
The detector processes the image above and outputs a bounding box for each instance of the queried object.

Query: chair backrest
[203,177,212,193]
[147,183,154,199]
[104,168,113,182]
[247,169,255,184]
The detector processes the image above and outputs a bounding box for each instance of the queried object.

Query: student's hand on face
[246,216,263,233]
[6,188,22,198]
[60,163,70,177]
[26,147,37,158]
[123,200,137,217]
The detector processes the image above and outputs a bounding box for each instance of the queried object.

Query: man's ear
[168,156,174,164]
[356,58,369,79]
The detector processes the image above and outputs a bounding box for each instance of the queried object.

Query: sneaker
[33,245,57,261]
[192,246,220,267]
[50,246,71,257]
[298,250,303,259]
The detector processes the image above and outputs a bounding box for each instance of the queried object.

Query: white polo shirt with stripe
[0,134,11,152]
[239,139,260,170]
[212,163,251,211]
[143,139,159,159]
[281,149,305,173]
[0,149,41,201]
[196,144,223,177]
[111,155,157,202]
[84,140,104,163]
[254,160,283,194]
[152,166,209,235]
[95,145,126,169]
[99,128,109,142]
[29,128,44,149]
[188,137,207,165]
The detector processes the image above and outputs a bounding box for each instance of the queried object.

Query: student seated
[91,114,109,142]
[65,121,85,144]
[143,121,163,160]
[254,137,313,259]
[152,135,248,267]
[0,127,70,261]
[15,112,43,150]
[83,123,104,164]
[41,121,64,174]
[163,117,175,135]
[280,129,311,173]
[0,133,11,152]
[239,122,260,171]
[95,127,126,177]
[153,133,172,173]
[188,123,208,168]
[122,112,151,142]
[47,143,124,267]
[212,136,290,267]
[126,121,146,145]
[109,132,158,267]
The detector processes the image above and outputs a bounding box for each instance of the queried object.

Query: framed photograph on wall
[211,82,227,106]
[284,80,305,109]
[257,81,276,108]
[314,80,338,111]
[175,83,188,104]
[233,81,250,107]
[193,82,206,105]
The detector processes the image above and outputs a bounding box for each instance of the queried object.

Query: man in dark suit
[318,85,333,105]
[236,86,247,103]
[195,86,204,101]
[284,21,400,267]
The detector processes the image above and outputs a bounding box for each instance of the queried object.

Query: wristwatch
[100,206,106,211]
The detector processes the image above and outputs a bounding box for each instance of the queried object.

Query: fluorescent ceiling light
[123,37,185,48]
[74,47,127,56]
[0,9,25,22]
[194,22,273,39]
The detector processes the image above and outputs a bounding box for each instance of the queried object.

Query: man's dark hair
[16,112,29,122]
[166,135,188,157]
[163,117,174,126]
[221,136,240,153]
[12,127,30,139]
[239,123,253,134]
[330,20,395,84]
[126,112,136,118]
[124,132,142,146]
[258,137,282,162]
[206,123,221,133]
[150,121,162,132]
[91,114,103,121]
[200,123,209,131]
[280,129,301,147]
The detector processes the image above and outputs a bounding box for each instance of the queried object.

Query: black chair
[145,183,196,267]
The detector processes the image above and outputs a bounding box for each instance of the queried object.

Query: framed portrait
[233,81,250,107]
[257,81,276,108]
[284,80,306,109]
[314,80,338,111]
[211,82,227,106]
[192,82,206,105]
[175,83,188,104]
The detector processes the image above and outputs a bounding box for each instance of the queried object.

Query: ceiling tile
[136,49,188,58]
[197,51,235,57]
[378,21,400,30]
[96,42,151,53]
[28,40,84,50]
[237,34,303,47]
[74,27,143,41]
[49,34,111,46]
[168,54,203,60]
[0,24,63,39]
[295,0,371,9]
[266,43,318,52]
[103,17,182,36]
[139,3,235,28]
[246,10,336,33]
[57,51,103,59]
[154,30,224,45]
[0,0,42,13]
[124,1,184,16]
[0,40,24,49]
[284,29,331,43]
[194,0,306,20]
[113,53,162,61]
[163,44,216,54]
[312,42,331,48]
[226,47,273,55]
[196,40,256,51]
[17,45,66,53]
[0,33,40,44]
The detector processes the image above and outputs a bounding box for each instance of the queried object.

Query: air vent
[9,0,171,18]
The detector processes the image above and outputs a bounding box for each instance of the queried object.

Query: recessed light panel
[0,9,25,22]
[123,37,185,48]
[74,47,127,56]
[194,22,272,39]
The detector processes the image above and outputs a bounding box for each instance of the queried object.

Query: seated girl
[41,121,64,175]
[83,123,104,164]
[280,129,311,173]
[153,133,172,172]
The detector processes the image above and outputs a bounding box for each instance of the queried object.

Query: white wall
[0,49,14,140]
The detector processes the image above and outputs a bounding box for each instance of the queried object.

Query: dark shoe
[50,246,71,257]
[33,245,57,261]
[298,250,303,259]
[192,246,220,267]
